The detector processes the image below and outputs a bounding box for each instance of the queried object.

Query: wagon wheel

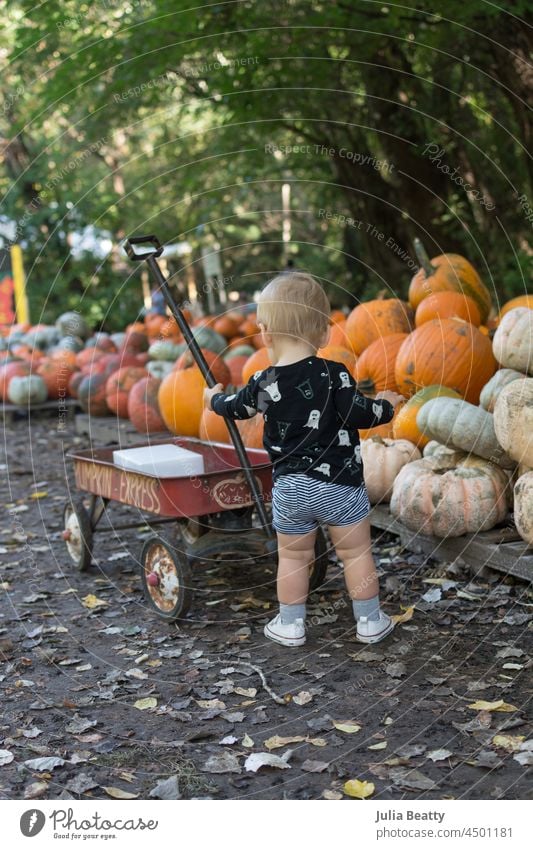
[309,526,330,592]
[140,534,193,621]
[62,498,93,572]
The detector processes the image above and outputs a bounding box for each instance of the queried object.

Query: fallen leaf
[322,789,343,800]
[196,698,226,710]
[66,773,99,794]
[107,552,130,561]
[422,587,442,603]
[65,716,97,734]
[233,687,257,698]
[332,721,361,734]
[385,662,407,679]
[24,756,65,771]
[492,734,525,753]
[103,787,139,799]
[427,748,453,762]
[301,759,329,773]
[264,735,305,750]
[219,735,238,746]
[391,606,414,624]
[30,491,48,499]
[514,751,533,766]
[0,750,14,766]
[241,734,254,748]
[292,691,313,706]
[496,646,524,659]
[245,751,292,772]
[368,741,388,751]
[81,594,108,610]
[23,781,48,799]
[390,768,436,791]
[134,697,158,711]
[466,751,504,769]
[467,700,517,713]
[149,775,181,799]
[395,743,427,758]
[344,779,375,799]
[202,751,241,774]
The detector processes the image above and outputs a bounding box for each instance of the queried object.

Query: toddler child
[204,272,404,647]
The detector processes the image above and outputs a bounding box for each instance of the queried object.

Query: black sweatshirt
[211,356,394,487]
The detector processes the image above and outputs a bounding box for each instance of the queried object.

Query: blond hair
[256,272,331,348]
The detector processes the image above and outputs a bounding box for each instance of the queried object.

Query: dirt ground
[0,414,531,801]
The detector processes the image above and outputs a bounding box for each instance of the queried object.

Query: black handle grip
[125,235,164,261]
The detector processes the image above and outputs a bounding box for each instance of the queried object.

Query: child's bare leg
[329,517,378,601]
[276,529,316,606]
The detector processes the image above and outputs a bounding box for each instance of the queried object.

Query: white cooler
[112,444,205,478]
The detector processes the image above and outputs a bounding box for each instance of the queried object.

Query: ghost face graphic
[296,378,314,400]
[372,402,383,421]
[304,409,321,429]
[316,463,331,477]
[342,457,358,476]
[277,421,291,439]
[353,444,362,465]
[339,371,351,389]
[338,429,350,446]
[264,381,281,402]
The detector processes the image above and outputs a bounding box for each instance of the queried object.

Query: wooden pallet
[1,398,80,426]
[75,413,169,446]
[370,504,533,584]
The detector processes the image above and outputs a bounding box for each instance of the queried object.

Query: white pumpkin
[422,440,463,460]
[479,368,524,412]
[417,397,514,469]
[390,455,511,538]
[514,471,533,545]
[492,307,533,375]
[7,375,48,405]
[360,437,421,504]
[493,378,533,468]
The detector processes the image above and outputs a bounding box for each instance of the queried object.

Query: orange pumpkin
[50,349,78,369]
[318,344,357,375]
[408,239,492,323]
[127,376,167,434]
[392,385,462,448]
[199,407,231,443]
[68,371,85,398]
[415,291,481,327]
[227,334,247,350]
[75,348,106,370]
[345,299,413,356]
[242,347,272,384]
[498,294,533,320]
[227,355,248,387]
[175,347,231,387]
[0,361,31,400]
[330,309,346,325]
[126,321,146,335]
[358,401,405,440]
[159,317,183,341]
[105,367,148,418]
[328,320,355,351]
[120,331,148,354]
[158,368,205,437]
[145,314,167,338]
[213,315,240,339]
[37,357,77,399]
[395,318,496,404]
[238,413,264,449]
[353,333,407,395]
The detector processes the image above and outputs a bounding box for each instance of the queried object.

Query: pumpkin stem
[413,238,434,277]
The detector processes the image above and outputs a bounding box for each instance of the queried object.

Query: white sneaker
[357,611,394,644]
[264,614,306,647]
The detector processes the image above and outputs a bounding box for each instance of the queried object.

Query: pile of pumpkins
[1,245,532,548]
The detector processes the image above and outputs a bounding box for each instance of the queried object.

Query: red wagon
[63,437,329,620]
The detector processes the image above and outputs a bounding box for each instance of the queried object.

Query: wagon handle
[124,235,275,542]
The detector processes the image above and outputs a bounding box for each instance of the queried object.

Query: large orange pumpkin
[213,315,240,339]
[318,344,357,375]
[415,291,481,327]
[127,376,167,434]
[37,358,77,399]
[395,318,496,404]
[199,407,231,443]
[0,361,31,400]
[175,347,230,387]
[392,384,462,448]
[105,367,148,418]
[145,314,167,339]
[353,333,407,395]
[345,299,413,356]
[158,368,205,437]
[330,309,346,324]
[408,239,492,323]
[227,355,248,387]
[242,347,272,384]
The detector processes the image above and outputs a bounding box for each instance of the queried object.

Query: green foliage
[1,0,531,329]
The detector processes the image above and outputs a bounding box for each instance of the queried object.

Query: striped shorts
[272,473,370,535]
